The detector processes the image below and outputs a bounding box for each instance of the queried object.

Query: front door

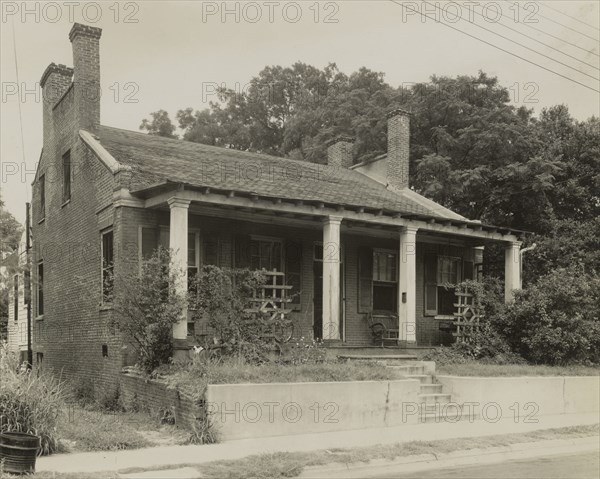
[313,261,323,340]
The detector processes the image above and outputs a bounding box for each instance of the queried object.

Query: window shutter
[285,241,302,311]
[424,253,438,316]
[203,236,220,266]
[463,261,474,281]
[234,235,251,268]
[358,247,373,313]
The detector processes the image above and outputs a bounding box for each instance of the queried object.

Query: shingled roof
[94,125,461,219]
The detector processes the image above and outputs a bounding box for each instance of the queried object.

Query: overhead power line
[389,0,600,94]
[464,3,599,71]
[499,0,599,43]
[541,2,600,33]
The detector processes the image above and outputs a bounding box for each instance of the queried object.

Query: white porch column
[168,198,191,343]
[504,241,522,302]
[399,226,418,343]
[322,216,342,341]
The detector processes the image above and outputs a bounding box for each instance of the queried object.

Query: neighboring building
[6,232,28,364]
[31,23,525,393]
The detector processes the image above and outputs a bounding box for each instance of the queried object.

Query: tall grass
[0,342,67,455]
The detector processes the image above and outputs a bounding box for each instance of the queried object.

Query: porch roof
[88,126,528,240]
[94,126,457,217]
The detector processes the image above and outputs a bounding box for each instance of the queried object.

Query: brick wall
[119,371,201,429]
[31,23,123,398]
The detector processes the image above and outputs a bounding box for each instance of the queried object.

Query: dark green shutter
[358,247,373,313]
[234,235,251,268]
[463,261,474,281]
[203,236,220,266]
[424,253,438,316]
[285,241,302,311]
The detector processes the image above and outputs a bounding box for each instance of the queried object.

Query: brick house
[31,23,525,391]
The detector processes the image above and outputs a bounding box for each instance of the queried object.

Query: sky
[1,0,599,224]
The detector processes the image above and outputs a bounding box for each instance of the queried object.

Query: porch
[124,185,524,351]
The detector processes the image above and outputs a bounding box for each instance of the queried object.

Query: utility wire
[11,17,29,201]
[541,1,600,32]
[499,0,599,43]
[464,3,599,71]
[389,1,599,93]
[420,1,599,82]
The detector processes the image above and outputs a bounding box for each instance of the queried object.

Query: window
[62,150,71,203]
[250,237,282,271]
[39,174,46,219]
[358,248,398,313]
[424,255,463,316]
[372,250,398,312]
[13,275,19,322]
[37,262,44,316]
[102,230,114,303]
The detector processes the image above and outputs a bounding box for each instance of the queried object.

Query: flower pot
[0,432,41,475]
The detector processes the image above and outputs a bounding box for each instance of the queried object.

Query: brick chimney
[326,137,355,168]
[386,109,411,190]
[40,63,73,145]
[69,23,102,131]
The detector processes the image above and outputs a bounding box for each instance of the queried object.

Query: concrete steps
[407,374,435,384]
[418,393,452,405]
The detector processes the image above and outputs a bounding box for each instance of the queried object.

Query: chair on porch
[367,312,400,347]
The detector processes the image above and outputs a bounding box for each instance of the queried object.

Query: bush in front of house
[189,266,295,363]
[0,342,67,455]
[493,267,600,365]
[110,248,187,373]
[424,278,525,365]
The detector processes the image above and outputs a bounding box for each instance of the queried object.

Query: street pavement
[381,450,599,479]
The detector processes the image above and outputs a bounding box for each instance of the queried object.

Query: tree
[0,195,24,340]
[139,109,178,138]
[109,248,185,373]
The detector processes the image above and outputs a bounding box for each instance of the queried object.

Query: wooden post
[399,226,418,343]
[322,216,342,341]
[168,198,191,356]
[504,241,522,302]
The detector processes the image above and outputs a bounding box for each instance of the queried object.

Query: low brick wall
[119,371,201,428]
[437,375,600,419]
[205,379,421,441]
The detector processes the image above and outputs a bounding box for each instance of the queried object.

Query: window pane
[438,286,455,315]
[40,176,45,218]
[373,252,397,282]
[373,283,397,311]
[38,263,44,316]
[62,151,71,202]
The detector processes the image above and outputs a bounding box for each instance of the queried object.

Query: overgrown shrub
[109,248,186,373]
[0,342,67,455]
[493,267,600,365]
[189,266,293,363]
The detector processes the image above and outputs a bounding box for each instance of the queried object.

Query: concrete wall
[205,379,421,441]
[437,376,600,419]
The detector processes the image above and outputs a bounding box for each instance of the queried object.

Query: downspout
[519,243,537,289]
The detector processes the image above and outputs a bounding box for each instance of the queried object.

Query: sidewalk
[36,413,599,474]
